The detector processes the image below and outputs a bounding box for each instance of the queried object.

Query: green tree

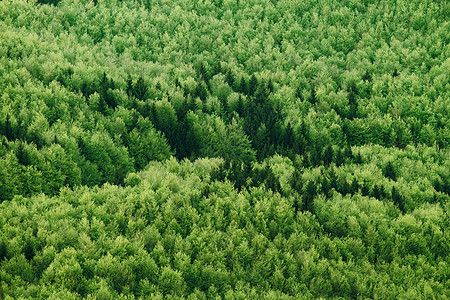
[392,186,405,212]
[134,76,148,100]
[383,161,397,181]
[303,181,317,213]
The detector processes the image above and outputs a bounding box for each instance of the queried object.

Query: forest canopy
[0,0,449,298]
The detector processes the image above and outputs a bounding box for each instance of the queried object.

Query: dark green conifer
[383,161,397,181]
[134,76,148,100]
[392,186,405,212]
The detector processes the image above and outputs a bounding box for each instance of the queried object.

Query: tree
[0,240,7,262]
[347,82,358,120]
[295,86,303,101]
[225,69,235,89]
[334,148,344,166]
[23,239,35,261]
[350,178,359,194]
[392,68,399,77]
[16,141,30,166]
[198,63,209,82]
[134,76,148,100]
[239,76,248,94]
[159,267,186,296]
[383,161,397,181]
[283,123,294,149]
[355,151,362,164]
[303,181,317,213]
[363,71,372,82]
[194,81,208,101]
[209,119,256,167]
[391,186,405,212]
[37,0,61,5]
[290,168,303,194]
[371,184,384,200]
[263,165,281,193]
[322,145,333,166]
[97,92,107,114]
[339,177,351,195]
[361,180,370,196]
[321,176,332,198]
[126,74,133,97]
[249,74,258,96]
[328,167,338,190]
[2,115,13,140]
[235,95,245,116]
[343,145,353,160]
[127,127,172,170]
[267,78,274,93]
[309,84,317,105]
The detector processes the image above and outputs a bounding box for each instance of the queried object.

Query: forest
[0,0,449,298]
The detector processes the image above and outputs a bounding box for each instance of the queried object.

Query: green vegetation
[0,0,449,298]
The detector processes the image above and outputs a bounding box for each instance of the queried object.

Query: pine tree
[335,148,344,166]
[392,186,405,212]
[134,76,148,100]
[383,161,397,181]
[236,95,244,116]
[16,141,30,166]
[254,81,269,104]
[198,63,208,82]
[322,145,334,166]
[267,78,274,93]
[225,69,235,89]
[371,184,382,199]
[23,239,35,261]
[303,181,317,213]
[347,82,358,120]
[283,123,294,148]
[264,166,281,193]
[350,178,359,194]
[309,84,316,105]
[0,241,7,262]
[98,93,107,114]
[302,152,311,168]
[321,176,332,198]
[290,168,303,193]
[80,81,89,98]
[194,82,208,101]
[295,86,303,101]
[338,177,350,196]
[174,77,181,88]
[100,72,108,95]
[3,115,13,140]
[361,180,370,196]
[328,167,338,190]
[249,74,258,96]
[355,151,363,164]
[362,70,372,82]
[213,61,221,75]
[393,68,399,77]
[344,145,354,160]
[239,76,248,94]
[150,103,159,129]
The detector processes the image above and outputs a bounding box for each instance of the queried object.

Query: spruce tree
[392,186,405,212]
[249,74,258,96]
[383,161,397,181]
[303,181,317,213]
[134,76,148,100]
[309,84,316,105]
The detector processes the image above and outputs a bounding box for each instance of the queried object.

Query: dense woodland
[0,0,449,298]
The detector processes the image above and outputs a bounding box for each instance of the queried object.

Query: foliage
[0,0,449,298]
